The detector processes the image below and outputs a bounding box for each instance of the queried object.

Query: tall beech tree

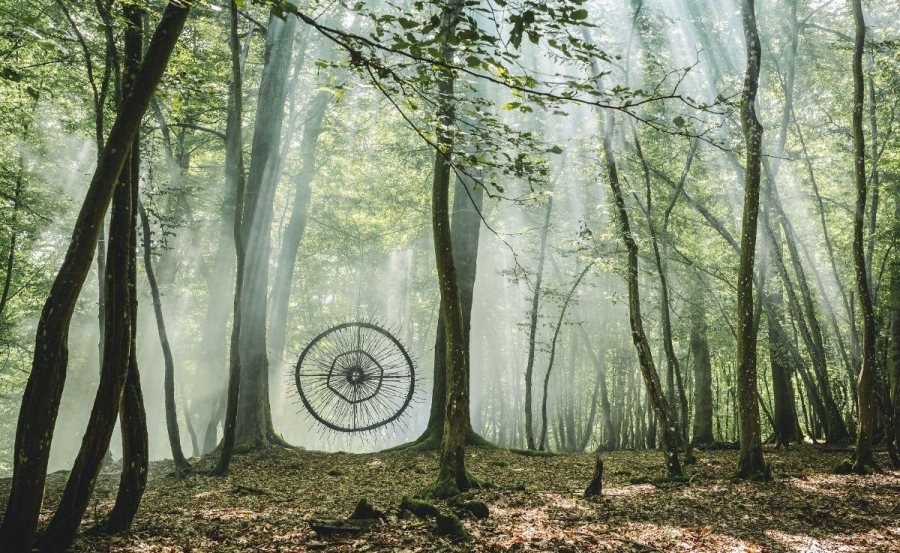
[234,8,297,450]
[0,3,192,550]
[215,0,249,477]
[422,0,483,497]
[847,0,878,473]
[734,0,769,480]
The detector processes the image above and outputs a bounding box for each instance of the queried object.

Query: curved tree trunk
[139,201,189,471]
[631,123,691,460]
[37,104,138,553]
[538,262,594,450]
[0,4,191,550]
[107,106,149,532]
[602,107,681,475]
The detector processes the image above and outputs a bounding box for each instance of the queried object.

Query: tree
[601,107,682,476]
[734,0,769,480]
[691,302,715,446]
[139,199,189,472]
[106,4,150,531]
[0,3,192,550]
[234,8,297,450]
[524,197,552,451]
[847,0,878,474]
[215,0,249,476]
[421,0,482,498]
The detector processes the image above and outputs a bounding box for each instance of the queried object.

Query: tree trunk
[0,157,22,321]
[0,5,191,550]
[849,0,877,473]
[538,262,594,450]
[767,285,801,448]
[423,0,477,498]
[197,21,255,455]
[690,304,715,446]
[734,0,769,480]
[579,328,616,451]
[267,90,330,366]
[234,9,297,450]
[36,106,137,553]
[890,169,900,455]
[139,200,189,470]
[631,123,691,460]
[602,107,680,474]
[107,108,149,531]
[523,198,552,450]
[214,0,248,476]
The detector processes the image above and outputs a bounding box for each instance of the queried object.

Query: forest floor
[3,444,899,552]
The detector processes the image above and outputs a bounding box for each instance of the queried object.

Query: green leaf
[502,102,520,110]
[571,9,589,20]
[550,145,564,154]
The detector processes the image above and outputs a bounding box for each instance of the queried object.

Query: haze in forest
[0,0,898,549]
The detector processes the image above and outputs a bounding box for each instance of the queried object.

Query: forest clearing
[2,446,898,552]
[2,0,900,551]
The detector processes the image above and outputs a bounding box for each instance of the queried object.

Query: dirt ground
[3,445,899,552]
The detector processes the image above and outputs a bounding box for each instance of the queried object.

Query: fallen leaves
[1,445,897,551]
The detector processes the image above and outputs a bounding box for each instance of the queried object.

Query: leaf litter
[2,445,898,551]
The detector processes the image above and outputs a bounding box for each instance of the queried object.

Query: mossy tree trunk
[422,0,481,497]
[601,107,681,476]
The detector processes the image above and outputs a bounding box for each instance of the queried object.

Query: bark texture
[849,0,878,473]
[735,0,769,480]
[215,0,248,476]
[0,4,191,550]
[235,10,297,450]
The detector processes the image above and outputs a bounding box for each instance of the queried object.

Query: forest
[0,0,899,551]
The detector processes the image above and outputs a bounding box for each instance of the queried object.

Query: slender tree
[139,200,189,471]
[524,197,552,450]
[215,0,249,476]
[0,4,192,550]
[601,106,681,475]
[734,0,769,480]
[422,0,482,497]
[848,0,878,473]
[538,261,594,450]
[107,4,150,531]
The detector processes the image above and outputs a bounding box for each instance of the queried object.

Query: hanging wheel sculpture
[295,322,415,432]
